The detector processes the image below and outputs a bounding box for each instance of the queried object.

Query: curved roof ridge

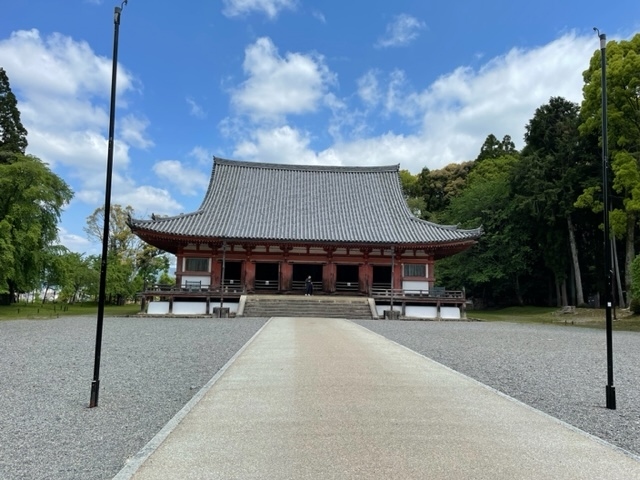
[407,215,481,233]
[129,209,204,225]
[213,156,399,173]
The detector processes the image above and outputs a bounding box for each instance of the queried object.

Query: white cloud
[414,32,596,166]
[233,125,326,165]
[357,70,381,107]
[186,97,206,119]
[231,37,336,120]
[347,32,596,171]
[323,93,369,142]
[222,0,296,19]
[0,27,186,244]
[152,160,210,195]
[0,29,134,99]
[57,227,92,253]
[228,32,599,174]
[382,69,425,121]
[114,185,183,217]
[119,114,154,149]
[0,29,137,175]
[19,94,108,133]
[189,146,212,165]
[312,10,326,23]
[376,14,426,48]
[28,128,130,174]
[317,134,429,168]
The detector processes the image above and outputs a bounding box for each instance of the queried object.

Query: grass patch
[0,302,141,320]
[468,306,558,324]
[468,306,640,332]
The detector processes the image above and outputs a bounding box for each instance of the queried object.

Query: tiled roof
[129,157,482,245]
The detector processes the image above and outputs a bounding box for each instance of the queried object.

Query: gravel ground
[354,319,640,458]
[0,316,265,480]
[2,317,639,479]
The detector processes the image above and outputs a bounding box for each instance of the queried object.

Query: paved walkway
[114,317,640,480]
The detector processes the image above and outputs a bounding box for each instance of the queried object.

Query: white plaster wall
[173,302,207,315]
[402,280,429,291]
[405,305,438,319]
[226,302,239,314]
[147,301,170,314]
[181,275,211,287]
[440,306,461,319]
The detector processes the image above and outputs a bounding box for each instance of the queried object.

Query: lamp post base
[89,380,100,408]
[606,385,616,410]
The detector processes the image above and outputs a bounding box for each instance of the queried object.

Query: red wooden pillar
[426,255,435,288]
[243,261,255,292]
[323,263,336,293]
[175,253,183,288]
[359,263,372,294]
[280,262,292,291]
[392,254,402,290]
[211,255,221,288]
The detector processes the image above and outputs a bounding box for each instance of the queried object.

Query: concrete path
[115,318,640,480]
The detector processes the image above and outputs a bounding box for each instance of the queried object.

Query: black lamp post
[594,27,616,410]
[89,1,129,408]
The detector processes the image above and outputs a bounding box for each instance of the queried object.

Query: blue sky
[1,0,639,254]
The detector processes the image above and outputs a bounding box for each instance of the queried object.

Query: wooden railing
[144,281,245,294]
[292,280,322,292]
[143,283,463,301]
[370,288,464,300]
[254,279,279,291]
[335,281,359,292]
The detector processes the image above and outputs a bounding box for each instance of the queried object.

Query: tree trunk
[567,215,585,306]
[42,285,49,305]
[625,212,635,300]
[612,239,625,308]
[8,280,16,304]
[554,276,561,307]
[514,276,524,306]
[561,277,568,307]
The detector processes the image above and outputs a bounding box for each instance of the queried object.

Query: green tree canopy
[0,153,73,297]
[416,161,473,221]
[438,154,532,304]
[0,68,28,155]
[85,204,140,258]
[84,204,170,303]
[579,33,640,293]
[475,134,517,163]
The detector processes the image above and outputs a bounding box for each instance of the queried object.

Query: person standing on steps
[305,276,313,296]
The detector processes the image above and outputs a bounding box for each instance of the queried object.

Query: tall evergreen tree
[514,97,598,307]
[475,134,518,163]
[0,69,73,302]
[580,33,640,297]
[439,154,533,306]
[0,68,28,156]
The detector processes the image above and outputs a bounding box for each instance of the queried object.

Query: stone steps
[240,296,374,319]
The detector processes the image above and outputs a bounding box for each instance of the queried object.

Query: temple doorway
[372,265,392,289]
[255,262,279,291]
[336,264,359,293]
[222,261,242,292]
